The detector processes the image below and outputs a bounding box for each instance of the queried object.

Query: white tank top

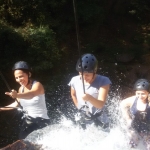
[19,81,49,119]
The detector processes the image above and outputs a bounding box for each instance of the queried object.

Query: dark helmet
[76,53,98,73]
[133,79,150,92]
[12,61,31,71]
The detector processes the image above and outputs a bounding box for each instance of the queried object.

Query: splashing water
[25,90,146,150]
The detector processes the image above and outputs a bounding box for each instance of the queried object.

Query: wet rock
[0,140,44,150]
[0,140,26,150]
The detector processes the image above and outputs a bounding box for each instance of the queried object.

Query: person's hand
[0,107,6,111]
[82,93,92,101]
[5,89,17,99]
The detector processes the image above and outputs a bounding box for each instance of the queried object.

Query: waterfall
[25,86,146,150]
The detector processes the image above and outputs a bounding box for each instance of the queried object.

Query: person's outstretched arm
[0,101,18,111]
[5,82,44,100]
[120,96,135,127]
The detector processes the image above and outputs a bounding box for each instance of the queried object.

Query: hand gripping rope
[0,71,23,110]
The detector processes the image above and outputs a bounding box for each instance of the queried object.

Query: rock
[0,140,43,150]
[1,140,26,150]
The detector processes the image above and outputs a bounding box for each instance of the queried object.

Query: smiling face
[135,90,149,102]
[79,72,95,83]
[14,70,29,87]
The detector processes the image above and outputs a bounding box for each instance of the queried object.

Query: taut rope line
[72,0,85,93]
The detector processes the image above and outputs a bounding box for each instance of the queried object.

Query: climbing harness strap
[77,106,108,129]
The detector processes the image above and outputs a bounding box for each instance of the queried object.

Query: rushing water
[25,86,146,150]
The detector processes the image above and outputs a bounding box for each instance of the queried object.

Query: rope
[72,0,91,116]
[72,0,85,94]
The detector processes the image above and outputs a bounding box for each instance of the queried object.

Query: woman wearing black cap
[120,78,150,149]
[1,61,50,139]
[68,53,111,129]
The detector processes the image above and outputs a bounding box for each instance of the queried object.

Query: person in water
[0,61,50,139]
[68,53,111,129]
[120,79,150,149]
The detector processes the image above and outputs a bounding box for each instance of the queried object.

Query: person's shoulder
[32,80,41,85]
[97,74,110,80]
[32,80,44,88]
[122,95,136,101]
[121,95,136,106]
[96,74,111,84]
[68,75,80,86]
[70,75,80,81]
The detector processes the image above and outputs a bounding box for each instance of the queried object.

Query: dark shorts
[19,116,50,139]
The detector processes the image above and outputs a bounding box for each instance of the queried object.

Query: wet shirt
[130,97,150,132]
[68,74,111,114]
[19,81,49,119]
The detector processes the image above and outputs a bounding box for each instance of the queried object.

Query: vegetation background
[0,0,150,148]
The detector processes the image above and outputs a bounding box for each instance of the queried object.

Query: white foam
[26,93,147,150]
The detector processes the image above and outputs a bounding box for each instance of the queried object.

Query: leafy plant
[16,26,61,71]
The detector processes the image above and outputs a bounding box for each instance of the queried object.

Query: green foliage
[0,0,69,27]
[0,0,150,73]
[0,24,61,72]
[0,24,28,70]
[16,26,61,71]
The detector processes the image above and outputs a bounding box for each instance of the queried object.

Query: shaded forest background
[0,0,150,106]
[0,0,150,98]
[0,0,150,148]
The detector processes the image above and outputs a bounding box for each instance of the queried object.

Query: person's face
[135,90,149,102]
[14,70,29,87]
[79,72,94,83]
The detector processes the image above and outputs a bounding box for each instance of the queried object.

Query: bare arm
[0,101,18,111]
[82,84,110,109]
[5,82,44,99]
[120,96,135,121]
[70,87,78,108]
